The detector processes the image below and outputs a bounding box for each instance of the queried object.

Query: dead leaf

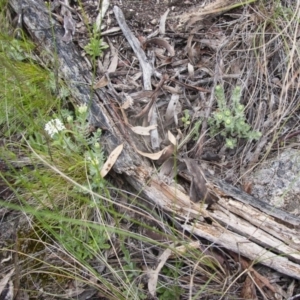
[165,93,180,125]
[240,276,258,300]
[159,158,176,179]
[100,144,123,177]
[101,27,121,36]
[107,50,118,73]
[168,131,177,146]
[135,144,174,161]
[148,246,173,296]
[187,35,196,65]
[129,90,154,100]
[131,125,157,136]
[163,85,181,94]
[143,38,175,57]
[159,9,170,35]
[175,241,200,255]
[95,0,110,31]
[232,253,277,296]
[0,268,14,300]
[157,144,175,165]
[183,159,216,204]
[93,76,109,89]
[188,63,195,79]
[171,79,210,92]
[121,93,134,109]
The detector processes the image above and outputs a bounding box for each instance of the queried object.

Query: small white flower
[78,104,88,114]
[45,118,66,138]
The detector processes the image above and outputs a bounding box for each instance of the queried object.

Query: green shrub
[208,85,261,149]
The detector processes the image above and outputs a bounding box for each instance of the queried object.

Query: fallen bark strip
[8,0,300,280]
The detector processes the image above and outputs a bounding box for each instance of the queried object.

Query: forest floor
[1,0,300,299]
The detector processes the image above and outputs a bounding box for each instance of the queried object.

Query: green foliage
[208,85,261,149]
[84,25,108,58]
[120,239,141,282]
[179,111,201,144]
[181,109,191,128]
[59,223,110,260]
[0,35,58,137]
[192,120,201,141]
[156,263,184,299]
[41,104,105,192]
[0,36,34,60]
[46,71,70,100]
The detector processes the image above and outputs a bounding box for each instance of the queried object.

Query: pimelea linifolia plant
[208,85,261,149]
[44,104,105,191]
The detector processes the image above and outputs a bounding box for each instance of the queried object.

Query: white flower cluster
[44,118,66,138]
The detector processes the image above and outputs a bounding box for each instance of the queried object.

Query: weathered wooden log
[8,0,300,280]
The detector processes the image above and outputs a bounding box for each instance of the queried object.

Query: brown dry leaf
[143,37,175,57]
[101,27,121,35]
[251,269,277,294]
[107,50,118,73]
[143,228,169,242]
[103,51,111,70]
[100,144,124,177]
[157,144,175,165]
[121,93,134,109]
[233,253,277,295]
[93,76,109,89]
[240,276,258,300]
[175,241,200,255]
[148,245,173,296]
[0,268,14,300]
[95,0,109,31]
[163,85,181,94]
[168,130,177,146]
[188,62,195,79]
[135,148,166,160]
[159,8,170,35]
[135,144,174,161]
[131,125,157,136]
[187,35,196,65]
[129,90,154,101]
[159,158,176,179]
[106,38,119,74]
[183,159,215,204]
[165,93,180,125]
